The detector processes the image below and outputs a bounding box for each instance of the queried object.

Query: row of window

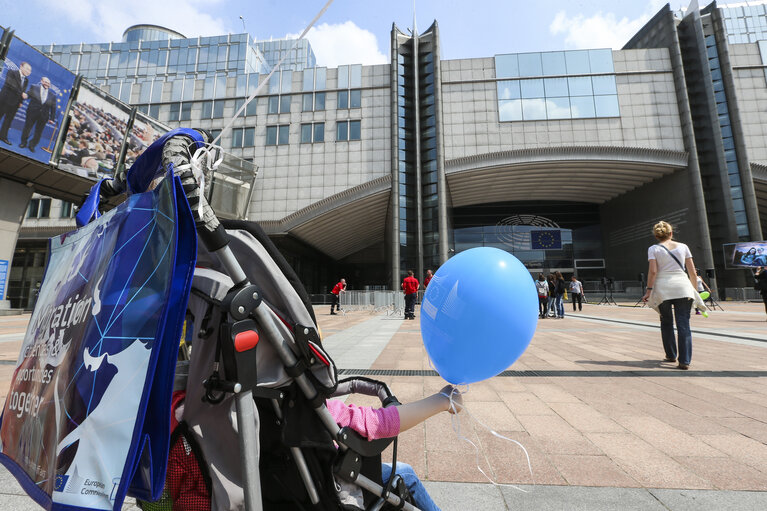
[495,49,614,80]
[228,121,362,148]
[27,199,76,219]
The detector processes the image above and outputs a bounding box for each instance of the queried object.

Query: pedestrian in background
[546,274,557,317]
[642,221,706,369]
[424,269,433,289]
[402,270,420,320]
[695,268,711,315]
[535,273,549,319]
[755,267,767,320]
[330,278,346,315]
[569,275,584,312]
[554,271,566,318]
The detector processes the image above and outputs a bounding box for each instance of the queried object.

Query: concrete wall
[439,49,685,161]
[728,43,767,165]
[0,179,33,308]
[249,64,392,221]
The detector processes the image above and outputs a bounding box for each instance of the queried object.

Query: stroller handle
[332,377,401,408]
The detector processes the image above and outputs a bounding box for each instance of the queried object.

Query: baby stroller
[97,128,420,511]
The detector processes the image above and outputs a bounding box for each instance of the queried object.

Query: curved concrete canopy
[260,175,391,260]
[445,146,688,207]
[751,162,767,238]
[0,148,93,203]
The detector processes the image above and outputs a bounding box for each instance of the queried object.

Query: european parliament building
[9,1,767,306]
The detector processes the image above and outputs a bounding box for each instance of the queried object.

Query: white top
[696,276,705,292]
[569,280,583,294]
[647,243,692,274]
[535,279,549,297]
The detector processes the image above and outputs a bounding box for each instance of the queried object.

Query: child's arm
[396,386,463,433]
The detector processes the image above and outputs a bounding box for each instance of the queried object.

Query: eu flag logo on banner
[54,475,69,492]
[531,230,562,250]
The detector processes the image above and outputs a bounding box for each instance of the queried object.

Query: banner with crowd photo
[0,33,75,164]
[125,113,168,169]
[57,81,131,180]
[0,150,198,510]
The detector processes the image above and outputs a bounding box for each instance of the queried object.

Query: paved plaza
[0,301,766,510]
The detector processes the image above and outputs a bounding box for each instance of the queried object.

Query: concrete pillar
[0,178,33,309]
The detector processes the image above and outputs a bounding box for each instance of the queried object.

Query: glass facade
[454,225,574,269]
[721,3,767,43]
[495,49,619,121]
[705,33,750,239]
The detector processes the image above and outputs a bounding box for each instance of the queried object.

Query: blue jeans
[555,295,564,317]
[382,462,440,511]
[658,298,693,365]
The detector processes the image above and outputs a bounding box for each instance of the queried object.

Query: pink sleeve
[326,399,400,440]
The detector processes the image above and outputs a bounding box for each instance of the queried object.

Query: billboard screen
[728,241,767,268]
[125,112,168,169]
[58,81,131,179]
[0,34,75,164]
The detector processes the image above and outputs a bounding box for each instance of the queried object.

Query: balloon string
[210,0,335,148]
[440,388,535,492]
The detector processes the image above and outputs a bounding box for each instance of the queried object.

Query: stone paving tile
[498,391,557,416]
[713,416,767,444]
[674,456,767,491]
[515,414,603,456]
[611,415,725,458]
[547,402,625,433]
[548,454,639,487]
[477,430,566,485]
[694,434,767,474]
[585,433,713,489]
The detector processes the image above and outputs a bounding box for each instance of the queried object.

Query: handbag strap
[657,244,687,273]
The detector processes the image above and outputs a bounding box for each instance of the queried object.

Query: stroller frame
[105,129,420,511]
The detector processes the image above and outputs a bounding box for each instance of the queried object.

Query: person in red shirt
[424,269,433,289]
[330,278,346,315]
[402,270,420,320]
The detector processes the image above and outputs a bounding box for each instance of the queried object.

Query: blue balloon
[420,247,538,384]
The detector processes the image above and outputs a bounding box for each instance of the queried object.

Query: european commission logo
[54,474,69,492]
[530,230,562,250]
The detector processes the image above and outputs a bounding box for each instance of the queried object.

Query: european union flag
[530,230,562,250]
[54,474,69,492]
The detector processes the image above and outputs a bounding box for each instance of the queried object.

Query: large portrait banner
[0,34,75,164]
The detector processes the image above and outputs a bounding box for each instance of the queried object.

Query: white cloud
[550,1,667,49]
[293,21,388,68]
[40,0,229,42]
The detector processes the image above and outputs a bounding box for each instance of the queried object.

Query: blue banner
[530,230,562,250]
[0,170,196,510]
[0,35,75,164]
[0,259,7,300]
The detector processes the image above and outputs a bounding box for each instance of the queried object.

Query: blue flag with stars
[530,230,562,250]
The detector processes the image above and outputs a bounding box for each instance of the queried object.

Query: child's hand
[440,385,463,414]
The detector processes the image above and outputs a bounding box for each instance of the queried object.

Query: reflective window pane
[268,96,279,114]
[567,76,593,96]
[349,120,361,140]
[302,93,313,111]
[315,92,326,110]
[314,122,324,142]
[280,70,292,93]
[303,68,314,91]
[594,95,619,117]
[521,98,547,120]
[246,99,258,116]
[570,96,596,118]
[350,89,361,108]
[279,95,291,113]
[212,100,224,118]
[268,73,280,94]
[588,49,614,73]
[315,67,327,89]
[337,65,349,89]
[337,121,348,141]
[301,123,312,143]
[565,50,591,74]
[541,51,566,75]
[544,77,569,97]
[350,64,362,87]
[546,97,571,119]
[278,125,289,145]
[499,99,522,121]
[591,75,617,95]
[520,78,544,98]
[266,126,277,145]
[495,54,519,78]
[497,80,521,100]
[215,74,227,99]
[232,128,243,148]
[338,90,349,109]
[201,100,213,118]
[518,52,543,77]
[244,127,255,147]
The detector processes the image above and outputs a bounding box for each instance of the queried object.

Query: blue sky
[3,0,675,65]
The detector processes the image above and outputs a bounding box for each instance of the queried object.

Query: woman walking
[641,221,706,369]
